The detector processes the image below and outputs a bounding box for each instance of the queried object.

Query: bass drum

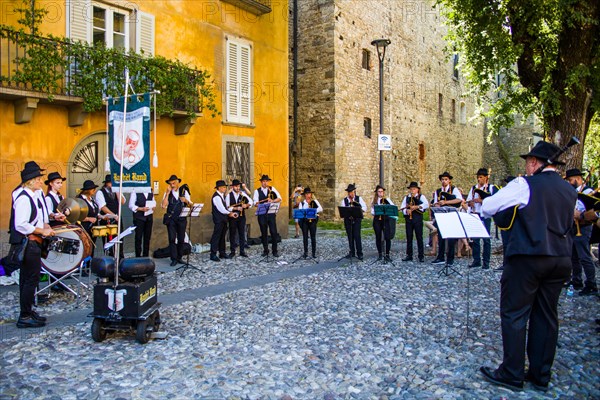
[42,225,94,275]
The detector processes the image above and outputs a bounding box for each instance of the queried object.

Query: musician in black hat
[226,179,253,258]
[340,183,367,260]
[209,180,237,261]
[44,172,67,227]
[432,172,463,266]
[466,168,499,269]
[128,188,156,258]
[77,180,100,239]
[371,185,395,261]
[96,174,126,257]
[11,161,55,328]
[400,182,429,262]
[478,141,576,392]
[161,174,192,266]
[253,175,282,257]
[564,168,597,295]
[298,187,323,258]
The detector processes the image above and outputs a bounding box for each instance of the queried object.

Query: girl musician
[44,172,67,227]
[400,182,429,262]
[371,185,395,261]
[253,175,282,257]
[298,187,323,259]
[77,180,100,240]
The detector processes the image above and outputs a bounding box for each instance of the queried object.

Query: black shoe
[432,259,445,265]
[244,244,251,249]
[240,252,249,258]
[479,366,523,391]
[565,281,584,290]
[525,371,549,392]
[312,253,316,259]
[31,310,47,322]
[579,287,598,296]
[169,260,178,267]
[273,252,280,257]
[494,266,504,272]
[401,256,412,262]
[228,252,236,258]
[343,253,354,260]
[482,265,490,270]
[357,255,364,261]
[177,258,185,264]
[210,255,221,262]
[302,253,308,259]
[17,316,46,329]
[384,255,392,262]
[418,257,424,263]
[262,250,269,257]
[220,254,230,260]
[468,262,482,269]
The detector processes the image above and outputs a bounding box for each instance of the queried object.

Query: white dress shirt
[14,188,48,235]
[226,191,254,210]
[400,194,429,216]
[252,186,282,204]
[128,190,155,215]
[481,173,543,219]
[299,198,323,214]
[466,184,497,214]
[340,196,367,212]
[212,192,230,215]
[432,185,463,203]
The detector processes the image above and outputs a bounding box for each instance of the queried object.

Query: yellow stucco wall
[0,0,289,244]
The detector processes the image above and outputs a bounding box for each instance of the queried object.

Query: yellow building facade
[0,0,289,246]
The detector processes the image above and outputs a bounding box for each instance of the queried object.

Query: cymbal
[57,198,89,223]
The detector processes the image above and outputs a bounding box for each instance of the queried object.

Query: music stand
[176,203,205,276]
[370,204,399,266]
[292,208,319,263]
[337,206,364,264]
[257,202,280,263]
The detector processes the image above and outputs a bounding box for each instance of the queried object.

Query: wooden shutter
[135,10,155,56]
[226,38,252,124]
[69,0,91,42]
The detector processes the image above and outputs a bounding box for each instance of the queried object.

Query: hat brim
[166,178,182,184]
[45,177,66,185]
[407,185,420,189]
[80,184,98,191]
[22,171,45,183]
[438,175,453,180]
[215,184,228,188]
[519,153,566,165]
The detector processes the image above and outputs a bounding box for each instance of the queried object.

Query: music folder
[338,206,363,219]
[294,208,318,220]
[374,204,399,217]
[431,206,490,239]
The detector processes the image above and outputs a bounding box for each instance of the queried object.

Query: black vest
[229,191,249,218]
[212,192,228,223]
[257,186,278,201]
[46,192,64,227]
[504,172,576,257]
[134,192,154,221]
[436,186,460,208]
[9,190,38,244]
[100,187,119,214]
[343,196,363,219]
[77,194,99,232]
[166,188,186,220]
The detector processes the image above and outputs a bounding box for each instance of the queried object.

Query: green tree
[14,0,47,35]
[438,0,599,168]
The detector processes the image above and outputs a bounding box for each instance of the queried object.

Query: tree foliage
[437,0,599,167]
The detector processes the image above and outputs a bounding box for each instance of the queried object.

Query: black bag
[6,238,28,267]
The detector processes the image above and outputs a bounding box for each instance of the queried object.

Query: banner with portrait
[108,93,151,192]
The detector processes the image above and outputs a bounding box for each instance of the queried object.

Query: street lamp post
[371,39,390,187]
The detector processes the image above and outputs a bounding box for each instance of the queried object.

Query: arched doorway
[67,132,108,198]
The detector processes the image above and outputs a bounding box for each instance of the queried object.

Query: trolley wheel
[136,319,151,344]
[152,310,161,332]
[91,318,106,342]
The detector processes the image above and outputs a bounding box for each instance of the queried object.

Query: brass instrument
[256,186,274,204]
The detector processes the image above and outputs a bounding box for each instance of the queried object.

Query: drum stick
[53,227,81,234]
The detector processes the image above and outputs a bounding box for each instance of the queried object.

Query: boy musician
[298,187,323,258]
[44,172,67,227]
[226,179,253,258]
[400,182,429,262]
[253,175,282,257]
[161,174,192,266]
[466,168,499,269]
[340,183,367,260]
[371,185,395,261]
[432,171,463,266]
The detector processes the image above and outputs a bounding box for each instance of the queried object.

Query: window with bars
[226,141,251,185]
[226,38,252,125]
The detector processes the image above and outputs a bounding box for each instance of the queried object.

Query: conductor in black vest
[479,141,576,392]
[226,179,253,258]
[129,189,155,257]
[161,174,192,266]
[253,175,282,257]
[340,183,367,260]
[210,180,237,261]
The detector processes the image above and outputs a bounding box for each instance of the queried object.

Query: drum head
[42,225,93,275]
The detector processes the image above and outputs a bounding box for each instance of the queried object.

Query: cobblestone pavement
[0,235,598,399]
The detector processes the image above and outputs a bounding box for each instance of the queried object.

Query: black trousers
[229,215,247,253]
[210,219,228,256]
[435,220,456,263]
[373,216,392,255]
[404,213,424,259]
[133,217,153,257]
[20,241,41,318]
[498,255,571,384]
[344,217,363,257]
[167,217,187,261]
[258,214,278,252]
[301,218,318,255]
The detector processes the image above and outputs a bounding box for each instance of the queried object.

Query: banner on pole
[108,93,151,192]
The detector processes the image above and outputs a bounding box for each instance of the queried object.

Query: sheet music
[181,203,203,217]
[144,200,156,216]
[267,203,280,214]
[434,212,490,239]
[104,226,136,250]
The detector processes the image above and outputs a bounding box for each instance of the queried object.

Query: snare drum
[42,225,94,275]
[91,226,109,237]
[107,224,119,236]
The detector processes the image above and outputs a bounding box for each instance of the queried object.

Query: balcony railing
[0,26,217,122]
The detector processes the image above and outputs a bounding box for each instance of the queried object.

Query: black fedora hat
[504,175,516,184]
[80,180,98,191]
[165,174,182,184]
[259,174,272,181]
[520,141,565,165]
[231,179,242,186]
[21,161,45,183]
[215,180,228,189]
[302,187,313,195]
[345,183,357,192]
[564,168,584,179]
[476,168,489,176]
[44,171,66,185]
[438,171,453,180]
[102,174,112,184]
[374,184,386,192]
[407,181,420,189]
